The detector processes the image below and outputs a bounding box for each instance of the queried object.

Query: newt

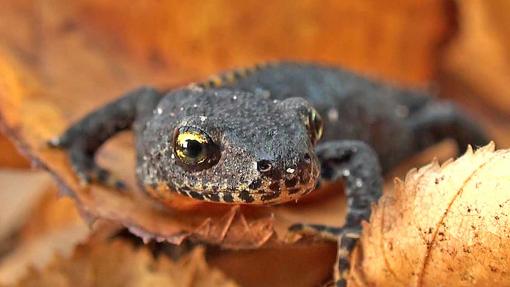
[49,61,488,286]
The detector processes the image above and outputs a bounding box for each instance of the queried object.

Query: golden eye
[307,109,323,143]
[173,127,220,171]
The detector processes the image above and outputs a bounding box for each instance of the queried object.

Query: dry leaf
[68,0,452,85]
[13,240,238,287]
[208,242,337,287]
[0,170,50,247]
[0,0,453,249]
[0,135,28,168]
[442,0,510,115]
[350,143,510,286]
[0,185,89,285]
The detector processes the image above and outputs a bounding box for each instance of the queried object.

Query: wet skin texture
[49,62,488,287]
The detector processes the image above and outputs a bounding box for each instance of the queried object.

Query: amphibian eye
[306,109,323,144]
[173,127,220,171]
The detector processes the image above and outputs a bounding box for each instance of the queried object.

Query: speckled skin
[218,63,421,171]
[49,61,488,287]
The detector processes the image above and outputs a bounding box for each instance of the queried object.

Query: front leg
[291,140,383,287]
[48,86,162,188]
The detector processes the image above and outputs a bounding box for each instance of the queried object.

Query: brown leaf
[208,242,337,287]
[0,135,28,168]
[0,184,89,285]
[68,0,452,85]
[13,240,238,287]
[442,0,510,115]
[350,143,510,286]
[0,170,50,248]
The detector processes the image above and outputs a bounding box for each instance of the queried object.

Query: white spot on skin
[48,137,61,146]
[355,178,363,188]
[342,169,351,177]
[232,96,237,100]
[327,108,339,121]
[395,105,409,118]
[200,116,207,122]
[170,112,175,117]
[171,154,175,159]
[286,168,295,174]
[180,107,184,111]
[193,104,198,108]
[156,107,163,115]
[273,100,279,104]
[189,84,204,92]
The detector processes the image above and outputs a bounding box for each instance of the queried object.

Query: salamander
[49,61,488,286]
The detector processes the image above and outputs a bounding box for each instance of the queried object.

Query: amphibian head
[137,86,323,204]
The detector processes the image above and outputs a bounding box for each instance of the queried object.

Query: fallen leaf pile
[0,0,456,250]
[1,0,510,286]
[12,241,238,287]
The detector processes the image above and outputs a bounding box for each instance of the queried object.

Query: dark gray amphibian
[49,62,488,287]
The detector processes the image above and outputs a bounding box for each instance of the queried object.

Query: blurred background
[1,0,510,286]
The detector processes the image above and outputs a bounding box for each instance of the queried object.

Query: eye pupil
[307,110,323,143]
[313,115,323,136]
[257,160,272,172]
[183,139,203,158]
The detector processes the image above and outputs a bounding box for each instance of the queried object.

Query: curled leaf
[351,143,510,286]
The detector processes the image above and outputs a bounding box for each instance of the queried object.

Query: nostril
[257,160,272,173]
[303,153,311,162]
